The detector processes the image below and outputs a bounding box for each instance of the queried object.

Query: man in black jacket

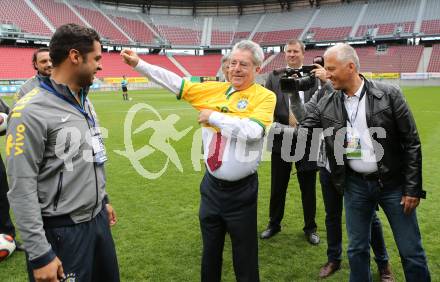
[291,43,430,282]
[261,39,320,245]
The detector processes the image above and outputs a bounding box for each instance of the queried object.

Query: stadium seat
[108,14,157,45]
[427,44,440,72]
[73,3,130,44]
[33,0,85,28]
[0,0,51,36]
[0,47,38,79]
[173,55,222,76]
[150,15,202,46]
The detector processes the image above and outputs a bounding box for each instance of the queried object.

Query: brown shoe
[319,261,341,278]
[379,263,395,282]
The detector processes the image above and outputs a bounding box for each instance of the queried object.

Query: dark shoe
[319,261,341,278]
[379,263,395,282]
[260,226,280,239]
[14,240,24,251]
[306,231,320,245]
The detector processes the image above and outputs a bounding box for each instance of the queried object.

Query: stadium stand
[105,11,157,45]
[260,52,285,74]
[0,47,39,79]
[307,3,362,41]
[97,53,185,78]
[99,52,142,78]
[211,16,239,46]
[232,15,260,43]
[150,15,203,46]
[427,44,440,72]
[139,54,185,77]
[32,0,85,28]
[0,0,440,80]
[173,54,222,76]
[356,45,423,73]
[420,0,440,36]
[260,45,423,74]
[355,0,419,37]
[0,0,52,36]
[252,9,313,45]
[71,2,130,43]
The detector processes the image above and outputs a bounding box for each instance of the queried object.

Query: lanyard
[40,81,95,127]
[344,85,366,127]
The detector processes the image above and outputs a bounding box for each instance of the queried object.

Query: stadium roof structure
[99,0,298,7]
[97,0,324,12]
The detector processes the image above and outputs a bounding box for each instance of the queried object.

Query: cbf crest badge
[237,98,249,111]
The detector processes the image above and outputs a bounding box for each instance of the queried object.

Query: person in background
[121,75,129,100]
[14,47,52,103]
[261,39,320,245]
[221,53,231,82]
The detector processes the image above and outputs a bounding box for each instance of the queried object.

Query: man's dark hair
[32,47,50,70]
[50,23,101,67]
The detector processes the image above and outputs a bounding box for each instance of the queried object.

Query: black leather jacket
[293,76,426,198]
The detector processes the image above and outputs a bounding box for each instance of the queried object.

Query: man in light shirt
[290,43,430,282]
[121,40,276,282]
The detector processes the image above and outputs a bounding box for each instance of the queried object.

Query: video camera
[277,56,324,93]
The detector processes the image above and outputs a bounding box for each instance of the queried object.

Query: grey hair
[324,43,361,71]
[221,52,231,64]
[231,40,264,67]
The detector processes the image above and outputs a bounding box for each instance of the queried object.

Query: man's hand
[33,256,64,282]
[106,204,117,227]
[311,64,327,83]
[400,195,420,215]
[120,49,140,68]
[198,109,214,125]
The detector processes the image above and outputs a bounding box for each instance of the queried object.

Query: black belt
[206,171,257,190]
[347,167,379,182]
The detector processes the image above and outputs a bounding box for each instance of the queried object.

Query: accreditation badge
[317,134,327,167]
[90,127,108,165]
[346,125,362,160]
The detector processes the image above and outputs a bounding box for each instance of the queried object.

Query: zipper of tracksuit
[83,102,100,220]
[53,171,63,211]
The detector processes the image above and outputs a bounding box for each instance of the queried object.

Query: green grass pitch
[0,86,439,281]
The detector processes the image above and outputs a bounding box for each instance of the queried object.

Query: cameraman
[261,39,324,245]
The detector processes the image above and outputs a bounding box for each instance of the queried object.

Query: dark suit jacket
[265,71,318,172]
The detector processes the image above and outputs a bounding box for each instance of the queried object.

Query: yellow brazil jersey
[178,80,276,131]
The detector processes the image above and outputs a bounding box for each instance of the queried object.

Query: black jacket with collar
[265,70,319,172]
[295,76,425,198]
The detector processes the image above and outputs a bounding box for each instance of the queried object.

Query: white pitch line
[110,107,194,113]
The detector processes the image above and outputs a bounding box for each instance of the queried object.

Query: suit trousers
[0,154,15,237]
[269,152,317,233]
[199,172,259,282]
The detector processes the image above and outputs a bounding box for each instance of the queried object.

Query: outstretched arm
[121,49,183,95]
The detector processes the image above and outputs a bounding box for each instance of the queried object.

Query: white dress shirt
[343,80,378,174]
